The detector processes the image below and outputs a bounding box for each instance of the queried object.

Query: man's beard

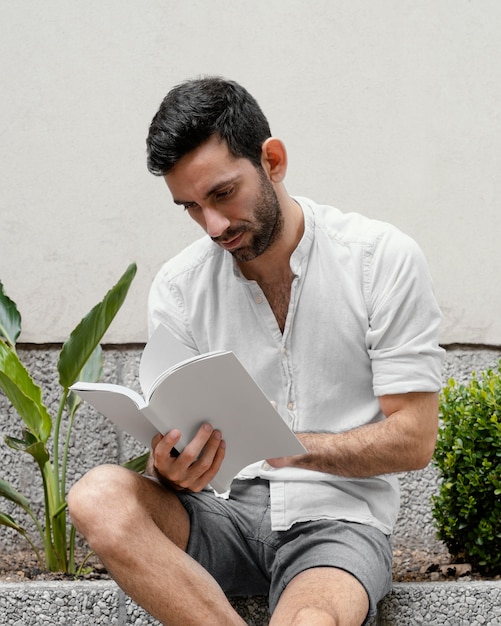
[213,170,284,262]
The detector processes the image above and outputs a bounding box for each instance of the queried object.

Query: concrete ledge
[378,581,501,625]
[0,580,500,625]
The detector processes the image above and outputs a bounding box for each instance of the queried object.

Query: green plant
[432,361,501,573]
[0,263,142,574]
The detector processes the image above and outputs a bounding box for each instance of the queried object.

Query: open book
[70,324,305,493]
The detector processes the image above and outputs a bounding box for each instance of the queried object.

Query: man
[68,77,444,626]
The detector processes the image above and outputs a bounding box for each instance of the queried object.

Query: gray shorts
[178,478,392,622]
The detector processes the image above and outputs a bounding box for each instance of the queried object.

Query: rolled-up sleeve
[364,228,444,396]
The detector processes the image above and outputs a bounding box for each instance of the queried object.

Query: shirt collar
[289,197,315,275]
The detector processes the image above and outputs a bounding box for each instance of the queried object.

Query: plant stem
[52,392,68,503]
[69,523,76,575]
[52,508,68,571]
[61,410,75,504]
[75,548,96,577]
[38,460,59,571]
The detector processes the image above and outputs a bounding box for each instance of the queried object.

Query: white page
[143,352,305,493]
[71,382,158,447]
[139,324,195,397]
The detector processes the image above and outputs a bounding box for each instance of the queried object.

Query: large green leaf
[58,262,137,389]
[66,344,103,416]
[0,281,21,347]
[79,344,104,382]
[0,342,52,443]
[0,477,31,511]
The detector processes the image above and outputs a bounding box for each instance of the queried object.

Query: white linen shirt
[148,197,444,535]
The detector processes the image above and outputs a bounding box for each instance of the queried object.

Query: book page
[139,324,196,397]
[71,382,158,448]
[143,352,305,493]
[141,324,229,401]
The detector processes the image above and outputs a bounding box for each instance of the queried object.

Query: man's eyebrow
[172,177,239,206]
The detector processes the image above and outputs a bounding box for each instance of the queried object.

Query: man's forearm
[269,392,439,478]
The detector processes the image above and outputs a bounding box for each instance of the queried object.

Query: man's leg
[269,567,369,626]
[68,464,246,626]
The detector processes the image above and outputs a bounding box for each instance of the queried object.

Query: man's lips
[217,232,245,250]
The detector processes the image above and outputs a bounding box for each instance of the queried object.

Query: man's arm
[267,391,439,477]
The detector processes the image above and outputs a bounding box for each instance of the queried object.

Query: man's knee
[68,463,189,553]
[289,606,337,626]
[68,464,140,542]
[272,568,369,626]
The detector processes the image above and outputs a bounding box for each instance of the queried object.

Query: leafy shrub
[0,263,146,574]
[432,360,501,573]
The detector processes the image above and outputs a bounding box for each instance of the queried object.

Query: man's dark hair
[146,76,272,176]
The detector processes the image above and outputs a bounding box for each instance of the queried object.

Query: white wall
[1,1,500,345]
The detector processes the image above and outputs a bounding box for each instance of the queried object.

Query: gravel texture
[1,346,500,624]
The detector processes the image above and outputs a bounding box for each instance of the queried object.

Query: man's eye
[216,188,233,200]
[183,203,199,212]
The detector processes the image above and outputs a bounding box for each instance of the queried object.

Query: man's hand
[149,423,226,492]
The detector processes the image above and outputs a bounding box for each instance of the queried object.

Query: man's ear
[260,137,287,183]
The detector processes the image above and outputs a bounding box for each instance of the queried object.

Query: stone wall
[1,345,500,555]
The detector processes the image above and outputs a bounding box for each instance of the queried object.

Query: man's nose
[203,206,231,238]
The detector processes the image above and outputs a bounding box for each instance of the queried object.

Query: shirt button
[255,295,264,304]
[287,402,295,410]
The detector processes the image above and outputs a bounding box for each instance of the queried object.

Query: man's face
[165,136,283,262]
